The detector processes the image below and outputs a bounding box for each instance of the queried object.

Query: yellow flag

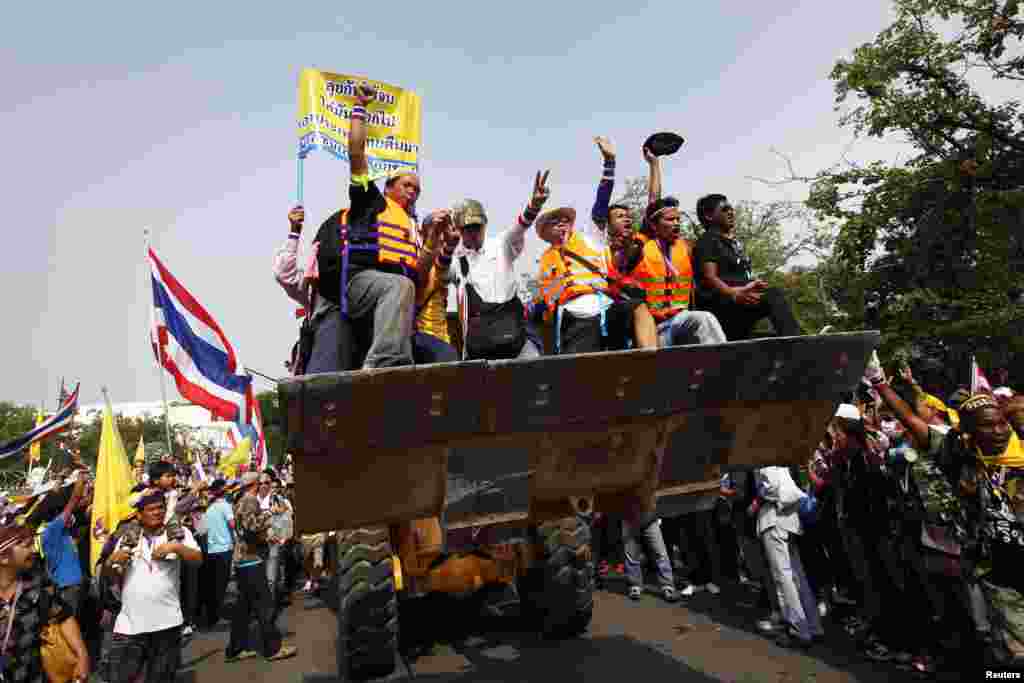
[28,410,44,464]
[90,394,136,573]
[218,437,251,476]
[134,435,145,465]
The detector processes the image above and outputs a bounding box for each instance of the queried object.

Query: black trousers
[682,510,722,586]
[701,287,802,341]
[204,550,233,627]
[228,562,282,658]
[558,300,641,355]
[180,536,201,626]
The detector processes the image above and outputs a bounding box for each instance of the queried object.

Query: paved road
[176,579,946,683]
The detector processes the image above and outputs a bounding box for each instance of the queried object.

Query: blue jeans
[622,518,675,590]
[657,310,727,348]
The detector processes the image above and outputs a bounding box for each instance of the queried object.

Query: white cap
[835,403,862,420]
[994,387,1013,398]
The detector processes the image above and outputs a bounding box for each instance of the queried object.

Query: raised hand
[594,136,615,160]
[355,82,376,107]
[442,219,461,250]
[530,170,551,210]
[288,205,304,230]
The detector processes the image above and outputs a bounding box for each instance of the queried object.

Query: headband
[961,393,999,414]
[131,488,167,510]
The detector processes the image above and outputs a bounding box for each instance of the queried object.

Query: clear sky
[4,0,907,406]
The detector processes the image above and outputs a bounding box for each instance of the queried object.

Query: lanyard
[656,239,679,278]
[1,582,23,656]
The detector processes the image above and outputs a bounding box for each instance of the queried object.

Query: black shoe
[776,631,813,650]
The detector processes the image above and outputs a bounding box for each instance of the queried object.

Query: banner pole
[144,228,175,462]
[297,157,304,206]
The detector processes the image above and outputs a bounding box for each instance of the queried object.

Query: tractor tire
[335,527,399,681]
[537,514,594,639]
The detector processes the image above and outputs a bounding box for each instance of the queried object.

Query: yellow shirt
[416,260,451,343]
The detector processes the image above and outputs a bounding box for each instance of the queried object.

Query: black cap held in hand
[644,132,685,157]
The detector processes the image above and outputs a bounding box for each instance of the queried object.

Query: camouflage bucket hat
[454,199,487,228]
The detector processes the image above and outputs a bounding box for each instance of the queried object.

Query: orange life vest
[631,237,694,322]
[537,232,609,314]
[340,196,419,274]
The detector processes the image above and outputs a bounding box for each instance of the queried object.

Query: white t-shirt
[113,527,200,635]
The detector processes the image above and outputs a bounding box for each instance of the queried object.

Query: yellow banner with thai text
[296,68,422,176]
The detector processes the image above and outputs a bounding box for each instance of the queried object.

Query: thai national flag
[149,247,254,424]
[0,383,80,460]
[971,355,993,396]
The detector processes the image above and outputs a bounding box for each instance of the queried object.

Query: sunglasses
[461,223,484,233]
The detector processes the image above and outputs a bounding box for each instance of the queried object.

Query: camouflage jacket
[233,492,273,562]
[110,516,186,569]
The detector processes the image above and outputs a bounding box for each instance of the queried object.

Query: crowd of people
[0,455,302,682]
[267,79,1024,678]
[1,77,1019,683]
[273,82,805,377]
[590,361,1022,676]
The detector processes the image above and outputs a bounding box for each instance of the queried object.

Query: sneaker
[226,650,260,663]
[302,580,313,592]
[267,645,298,662]
[757,618,781,633]
[705,582,721,595]
[680,584,702,597]
[832,588,856,606]
[182,624,195,638]
[776,630,813,650]
[662,586,679,603]
[862,641,892,662]
[818,601,828,618]
[628,586,642,600]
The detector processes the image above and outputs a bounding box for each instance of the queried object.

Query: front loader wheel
[537,514,594,639]
[336,527,399,681]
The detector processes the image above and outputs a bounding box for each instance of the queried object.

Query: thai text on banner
[296,68,422,176]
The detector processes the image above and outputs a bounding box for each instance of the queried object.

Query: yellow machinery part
[425,553,515,595]
[394,517,444,578]
[392,554,403,591]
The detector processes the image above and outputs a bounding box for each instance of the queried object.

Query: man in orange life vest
[630,196,727,347]
[310,82,439,369]
[536,136,658,354]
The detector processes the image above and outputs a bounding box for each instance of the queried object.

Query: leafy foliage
[800,0,1024,390]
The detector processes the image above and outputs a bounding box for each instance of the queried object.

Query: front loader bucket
[281,331,879,535]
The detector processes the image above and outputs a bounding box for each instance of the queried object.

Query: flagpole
[145,228,175,462]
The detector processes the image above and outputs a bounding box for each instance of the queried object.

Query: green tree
[256,390,284,467]
[793,0,1024,389]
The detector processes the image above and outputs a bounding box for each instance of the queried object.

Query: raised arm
[349,83,377,178]
[591,137,616,226]
[504,170,551,262]
[644,145,661,207]
[272,205,310,307]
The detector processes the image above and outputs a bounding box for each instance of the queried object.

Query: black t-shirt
[692,230,753,305]
[314,180,404,305]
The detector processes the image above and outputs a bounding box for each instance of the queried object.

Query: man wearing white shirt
[102,488,202,683]
[451,171,551,360]
[751,466,823,649]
